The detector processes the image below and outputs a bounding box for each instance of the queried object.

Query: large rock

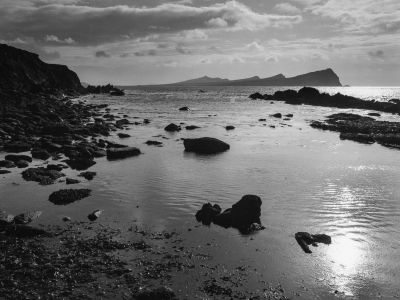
[65,157,96,170]
[106,147,141,160]
[184,137,230,154]
[49,189,91,205]
[22,167,65,185]
[164,123,181,132]
[196,195,264,233]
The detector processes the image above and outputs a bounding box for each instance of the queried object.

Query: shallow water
[2,86,400,299]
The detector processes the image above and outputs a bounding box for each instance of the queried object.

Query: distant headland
[134,68,342,87]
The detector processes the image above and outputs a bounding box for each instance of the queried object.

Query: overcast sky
[1,0,399,85]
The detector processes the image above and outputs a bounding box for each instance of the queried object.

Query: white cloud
[274,3,301,14]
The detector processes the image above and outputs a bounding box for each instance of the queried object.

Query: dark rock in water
[165,123,181,132]
[340,132,375,144]
[285,114,294,118]
[143,119,150,124]
[31,148,51,160]
[179,106,189,111]
[196,195,264,234]
[134,286,177,300]
[225,125,235,130]
[66,178,80,185]
[116,119,130,127]
[145,140,163,146]
[79,171,96,180]
[185,125,200,130]
[297,86,320,98]
[47,164,65,171]
[310,112,400,149]
[106,141,128,148]
[295,232,331,253]
[16,160,30,168]
[88,209,102,221]
[0,169,11,175]
[49,189,91,205]
[118,133,131,138]
[106,147,141,160]
[183,137,230,154]
[368,112,381,117]
[0,160,15,168]
[110,89,124,96]
[195,203,222,225]
[258,118,266,122]
[271,113,282,118]
[22,167,65,185]
[5,154,32,163]
[65,157,96,170]
[249,92,263,100]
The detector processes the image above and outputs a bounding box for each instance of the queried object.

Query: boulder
[196,195,264,234]
[145,140,163,146]
[185,125,200,130]
[16,160,30,168]
[271,113,282,118]
[5,154,32,163]
[65,157,96,170]
[79,171,96,180]
[225,125,235,130]
[49,189,91,205]
[66,178,80,185]
[118,133,131,138]
[195,203,222,225]
[106,147,141,160]
[31,148,51,160]
[183,137,230,154]
[0,160,15,168]
[297,87,320,98]
[164,123,181,132]
[22,167,65,185]
[295,232,331,253]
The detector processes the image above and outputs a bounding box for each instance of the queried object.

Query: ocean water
[2,86,400,299]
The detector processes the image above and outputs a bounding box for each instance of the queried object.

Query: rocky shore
[250,87,400,115]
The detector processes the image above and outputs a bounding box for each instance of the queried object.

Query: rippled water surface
[2,86,400,299]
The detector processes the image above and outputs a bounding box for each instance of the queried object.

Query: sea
[2,86,400,299]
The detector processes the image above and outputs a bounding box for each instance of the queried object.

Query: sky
[0,0,399,86]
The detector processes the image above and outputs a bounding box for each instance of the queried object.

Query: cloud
[0,1,302,46]
[45,34,75,44]
[95,50,110,58]
[274,3,301,14]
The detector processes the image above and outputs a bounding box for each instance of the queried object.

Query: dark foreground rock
[295,232,331,253]
[49,189,91,205]
[164,123,181,132]
[310,113,400,149]
[106,147,141,160]
[79,171,96,180]
[225,125,235,130]
[22,167,65,185]
[196,195,264,234]
[145,140,163,146]
[184,137,230,154]
[250,87,400,115]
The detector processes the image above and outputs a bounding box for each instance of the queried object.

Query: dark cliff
[0,44,82,97]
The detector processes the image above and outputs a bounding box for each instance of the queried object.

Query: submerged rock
[49,189,91,205]
[106,147,141,160]
[295,232,332,253]
[196,195,264,234]
[22,167,65,185]
[183,137,230,154]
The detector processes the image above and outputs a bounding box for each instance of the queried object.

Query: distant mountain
[157,68,342,87]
